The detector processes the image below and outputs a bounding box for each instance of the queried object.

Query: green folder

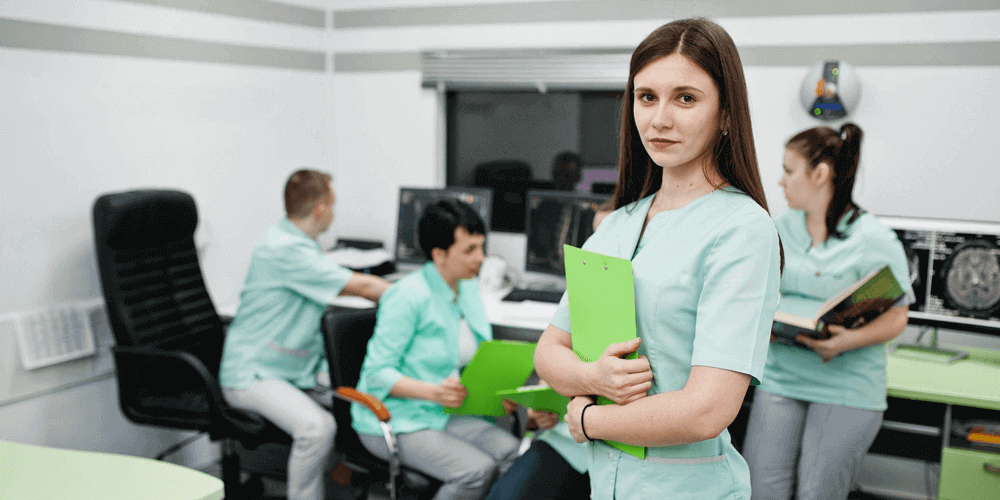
[444,340,537,417]
[563,244,645,459]
[496,385,571,417]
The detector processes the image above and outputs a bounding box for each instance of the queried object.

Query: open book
[772,264,904,344]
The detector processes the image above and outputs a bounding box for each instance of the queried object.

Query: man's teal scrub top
[549,188,782,500]
[219,218,352,390]
[759,209,914,411]
[352,262,492,436]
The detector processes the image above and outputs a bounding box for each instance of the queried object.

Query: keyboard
[502,287,565,303]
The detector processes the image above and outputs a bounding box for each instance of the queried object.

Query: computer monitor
[394,187,493,266]
[524,190,611,277]
[877,215,1000,338]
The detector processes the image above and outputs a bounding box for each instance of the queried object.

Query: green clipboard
[563,244,645,459]
[444,340,537,417]
[495,385,571,417]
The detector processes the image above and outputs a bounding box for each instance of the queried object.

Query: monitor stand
[889,326,969,363]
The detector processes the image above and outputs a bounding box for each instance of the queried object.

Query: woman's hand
[526,409,560,431]
[434,376,467,408]
[590,338,653,404]
[502,398,518,415]
[564,396,596,443]
[797,324,853,362]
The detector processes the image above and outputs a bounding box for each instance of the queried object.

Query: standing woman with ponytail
[742,123,914,500]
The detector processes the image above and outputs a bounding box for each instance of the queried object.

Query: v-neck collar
[618,194,656,261]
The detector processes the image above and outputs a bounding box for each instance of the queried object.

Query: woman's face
[779,147,820,211]
[632,53,722,175]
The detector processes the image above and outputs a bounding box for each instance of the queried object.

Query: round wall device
[800,60,861,121]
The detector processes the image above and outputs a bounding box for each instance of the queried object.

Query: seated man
[352,198,520,500]
[219,169,390,500]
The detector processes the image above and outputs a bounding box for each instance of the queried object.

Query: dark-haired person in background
[352,198,520,500]
[534,18,781,499]
[742,123,913,500]
[219,169,390,500]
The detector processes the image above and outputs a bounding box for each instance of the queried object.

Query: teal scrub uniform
[219,218,352,390]
[538,422,589,474]
[352,262,493,437]
[549,187,782,499]
[758,209,914,411]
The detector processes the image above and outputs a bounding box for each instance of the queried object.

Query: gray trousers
[742,390,883,500]
[359,415,520,500]
[222,379,336,500]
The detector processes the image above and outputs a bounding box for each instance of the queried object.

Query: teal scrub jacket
[219,218,352,390]
[758,209,914,411]
[352,262,492,436]
[549,187,782,500]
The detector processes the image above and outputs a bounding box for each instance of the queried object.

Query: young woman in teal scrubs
[742,123,913,500]
[534,18,782,499]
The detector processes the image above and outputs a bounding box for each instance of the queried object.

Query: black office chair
[92,189,290,500]
[473,160,532,232]
[321,306,441,500]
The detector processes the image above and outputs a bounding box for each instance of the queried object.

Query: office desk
[0,441,223,500]
[880,346,1000,499]
[482,290,557,342]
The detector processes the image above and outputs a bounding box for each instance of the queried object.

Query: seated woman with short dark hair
[351,198,520,500]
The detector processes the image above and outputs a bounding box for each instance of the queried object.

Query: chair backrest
[92,189,225,371]
[321,307,382,461]
[473,160,532,232]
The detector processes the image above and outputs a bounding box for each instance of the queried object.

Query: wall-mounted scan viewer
[878,215,1000,360]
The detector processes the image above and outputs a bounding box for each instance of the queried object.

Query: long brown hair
[786,123,864,240]
[610,18,768,216]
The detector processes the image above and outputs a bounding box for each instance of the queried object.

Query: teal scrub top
[758,210,914,411]
[352,262,492,436]
[549,187,782,500]
[538,423,589,474]
[219,218,353,390]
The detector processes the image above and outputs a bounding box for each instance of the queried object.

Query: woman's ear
[812,161,834,185]
[430,246,446,266]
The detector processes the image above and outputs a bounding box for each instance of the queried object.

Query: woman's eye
[678,94,696,104]
[637,93,655,103]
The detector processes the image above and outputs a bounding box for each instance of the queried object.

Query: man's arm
[340,273,391,302]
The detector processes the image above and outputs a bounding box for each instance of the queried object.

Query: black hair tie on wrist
[580,402,598,442]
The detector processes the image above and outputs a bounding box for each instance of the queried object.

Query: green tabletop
[0,441,223,500]
[887,345,1000,411]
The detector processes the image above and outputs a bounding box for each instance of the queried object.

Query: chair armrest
[335,387,391,422]
[112,346,264,441]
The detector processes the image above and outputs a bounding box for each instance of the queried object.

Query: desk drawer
[938,447,1000,499]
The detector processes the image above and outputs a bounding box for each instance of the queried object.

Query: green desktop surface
[887,345,1000,411]
[0,440,223,500]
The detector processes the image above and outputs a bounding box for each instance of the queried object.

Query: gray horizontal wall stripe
[739,41,1000,67]
[334,52,421,72]
[114,0,326,28]
[0,18,326,72]
[416,41,1000,86]
[334,0,997,29]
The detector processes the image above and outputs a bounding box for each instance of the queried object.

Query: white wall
[1,1,998,483]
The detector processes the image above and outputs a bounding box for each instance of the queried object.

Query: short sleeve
[273,241,353,305]
[862,222,916,308]
[692,213,781,386]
